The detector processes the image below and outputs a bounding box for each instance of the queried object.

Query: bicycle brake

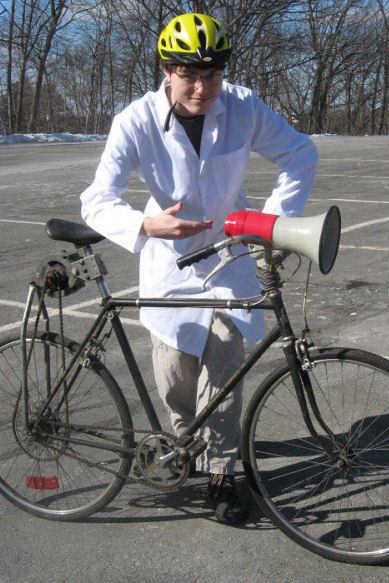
[202,245,235,289]
[295,338,315,370]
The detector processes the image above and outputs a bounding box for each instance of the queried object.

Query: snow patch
[0,133,107,144]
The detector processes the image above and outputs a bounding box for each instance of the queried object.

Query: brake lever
[201,244,236,290]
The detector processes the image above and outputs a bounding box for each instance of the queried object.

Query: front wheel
[0,332,134,520]
[242,347,389,564]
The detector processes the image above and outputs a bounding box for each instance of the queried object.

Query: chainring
[135,433,190,490]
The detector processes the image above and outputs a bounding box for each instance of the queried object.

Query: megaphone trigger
[224,206,341,275]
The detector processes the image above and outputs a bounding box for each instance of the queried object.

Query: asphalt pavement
[1,136,389,582]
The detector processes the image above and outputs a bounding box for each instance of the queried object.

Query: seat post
[82,244,112,300]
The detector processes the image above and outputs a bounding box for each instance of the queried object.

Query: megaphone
[224,206,341,274]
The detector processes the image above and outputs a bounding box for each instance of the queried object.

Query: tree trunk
[377,0,388,134]
[27,0,67,133]
[6,0,16,134]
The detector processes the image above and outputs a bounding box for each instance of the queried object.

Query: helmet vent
[198,29,206,50]
[177,38,191,50]
[216,37,224,50]
[175,22,181,32]
[214,21,221,31]
[161,38,166,47]
[194,15,202,26]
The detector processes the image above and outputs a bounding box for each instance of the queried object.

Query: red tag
[26,475,59,490]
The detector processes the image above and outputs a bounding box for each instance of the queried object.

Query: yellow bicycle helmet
[158,13,231,67]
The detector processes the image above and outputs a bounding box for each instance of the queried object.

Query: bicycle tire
[242,347,389,564]
[0,332,134,521]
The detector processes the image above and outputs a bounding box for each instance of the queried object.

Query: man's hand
[140,202,213,240]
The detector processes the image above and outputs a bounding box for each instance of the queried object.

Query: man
[81,13,318,525]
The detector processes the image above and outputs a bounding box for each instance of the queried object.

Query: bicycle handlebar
[176,234,270,270]
[176,241,223,270]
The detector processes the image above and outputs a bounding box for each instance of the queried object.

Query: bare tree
[305,0,367,133]
[1,0,83,133]
[377,0,388,134]
[1,0,388,135]
[28,0,68,132]
[6,0,16,132]
[105,0,171,92]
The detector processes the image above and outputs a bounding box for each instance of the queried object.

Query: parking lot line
[0,219,46,225]
[340,245,389,251]
[0,286,141,333]
[247,196,389,204]
[342,216,389,233]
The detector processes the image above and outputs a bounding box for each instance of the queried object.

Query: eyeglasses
[173,70,224,84]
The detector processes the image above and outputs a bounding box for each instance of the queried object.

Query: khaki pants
[151,310,245,474]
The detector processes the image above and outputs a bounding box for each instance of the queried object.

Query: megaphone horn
[224,206,341,274]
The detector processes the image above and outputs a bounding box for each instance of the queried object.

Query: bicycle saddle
[45,218,105,247]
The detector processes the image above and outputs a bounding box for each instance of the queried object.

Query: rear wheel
[242,347,389,564]
[0,332,133,520]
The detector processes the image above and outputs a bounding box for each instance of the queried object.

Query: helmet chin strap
[164,100,178,132]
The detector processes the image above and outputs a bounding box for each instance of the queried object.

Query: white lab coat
[81,79,318,356]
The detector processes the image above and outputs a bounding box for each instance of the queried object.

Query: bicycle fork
[20,283,52,429]
[269,289,343,464]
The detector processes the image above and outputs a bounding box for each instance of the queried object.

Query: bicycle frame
[9,217,389,562]
[20,242,339,461]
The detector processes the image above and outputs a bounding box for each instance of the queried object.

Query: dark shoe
[207,473,249,525]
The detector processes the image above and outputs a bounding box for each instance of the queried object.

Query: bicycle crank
[135,433,190,490]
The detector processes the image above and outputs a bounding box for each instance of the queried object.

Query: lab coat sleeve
[250,98,318,217]
[80,113,148,253]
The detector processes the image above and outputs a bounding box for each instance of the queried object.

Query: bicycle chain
[43,422,178,487]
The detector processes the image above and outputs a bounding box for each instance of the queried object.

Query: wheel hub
[13,406,68,461]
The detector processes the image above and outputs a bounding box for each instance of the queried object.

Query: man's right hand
[140,202,213,240]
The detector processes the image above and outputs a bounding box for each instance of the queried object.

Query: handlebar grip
[176,244,217,270]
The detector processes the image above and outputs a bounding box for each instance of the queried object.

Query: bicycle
[1,208,389,566]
